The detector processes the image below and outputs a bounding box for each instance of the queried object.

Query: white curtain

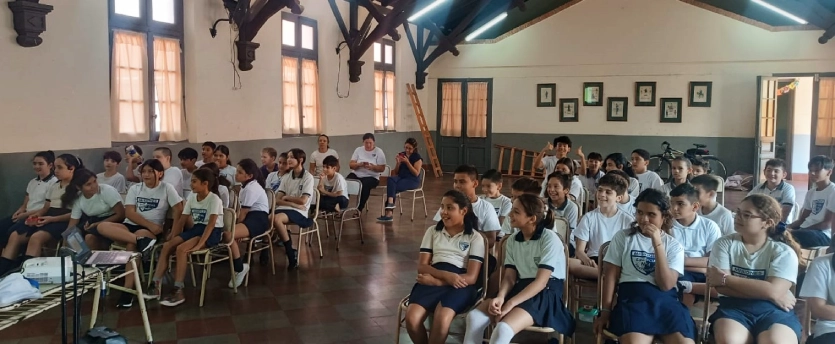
[374,70,384,130]
[282,57,300,134]
[385,72,396,130]
[816,78,835,146]
[111,30,148,142]
[153,36,186,141]
[440,82,462,137]
[466,82,488,138]
[301,59,321,134]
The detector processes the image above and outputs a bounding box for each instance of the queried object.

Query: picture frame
[582,82,603,106]
[559,98,579,122]
[607,97,628,122]
[689,81,712,107]
[634,81,656,107]
[660,98,683,123]
[537,83,557,107]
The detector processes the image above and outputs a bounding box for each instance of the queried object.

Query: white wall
[792,77,814,174]
[425,0,835,137]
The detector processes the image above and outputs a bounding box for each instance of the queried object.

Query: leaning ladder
[406,83,442,178]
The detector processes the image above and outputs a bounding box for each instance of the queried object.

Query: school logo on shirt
[192,209,208,223]
[458,241,470,251]
[534,256,541,265]
[325,186,334,192]
[730,265,766,280]
[813,199,826,215]
[493,207,501,216]
[270,181,281,192]
[630,250,656,275]
[135,197,160,212]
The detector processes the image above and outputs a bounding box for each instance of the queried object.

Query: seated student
[265,152,289,192]
[499,177,543,237]
[555,158,584,203]
[570,173,634,280]
[62,169,126,250]
[748,158,796,223]
[595,189,696,344]
[0,151,56,250]
[479,169,512,228]
[273,148,315,270]
[379,138,423,222]
[798,252,835,344]
[178,147,199,198]
[151,147,183,197]
[310,134,339,175]
[545,172,579,235]
[632,149,664,192]
[607,170,636,217]
[0,154,82,276]
[199,162,231,208]
[95,159,183,308]
[788,155,834,248]
[661,157,691,196]
[692,174,735,236]
[213,145,238,186]
[195,141,216,168]
[147,169,225,306]
[260,147,279,178]
[605,152,640,200]
[707,194,802,344]
[690,159,707,177]
[578,148,605,209]
[226,159,271,288]
[405,190,485,344]
[124,145,144,184]
[669,183,721,306]
[433,165,502,252]
[347,133,387,211]
[463,194,575,344]
[97,151,127,194]
[318,156,349,213]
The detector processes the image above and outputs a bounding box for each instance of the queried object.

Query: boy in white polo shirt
[669,183,721,306]
[97,151,127,194]
[798,253,835,344]
[788,155,835,248]
[632,149,664,192]
[153,147,184,198]
[692,174,735,236]
[748,158,796,223]
[479,169,512,227]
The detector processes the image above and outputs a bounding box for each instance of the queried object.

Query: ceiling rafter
[225,0,304,71]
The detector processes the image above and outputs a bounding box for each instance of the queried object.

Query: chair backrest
[346,179,362,208]
[597,241,611,308]
[552,217,571,244]
[382,165,392,177]
[265,188,276,229]
[476,231,490,300]
[418,168,426,189]
[222,207,237,243]
[582,186,590,213]
[308,190,321,222]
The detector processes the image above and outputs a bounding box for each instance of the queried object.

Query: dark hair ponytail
[605,153,635,178]
[192,168,219,197]
[200,162,232,188]
[57,153,84,171]
[238,158,265,188]
[435,190,478,234]
[34,150,56,165]
[61,168,96,208]
[516,194,551,232]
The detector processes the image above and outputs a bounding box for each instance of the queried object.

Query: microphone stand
[60,254,67,344]
[58,247,80,344]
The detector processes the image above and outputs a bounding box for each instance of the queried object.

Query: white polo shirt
[672,216,722,258]
[628,177,640,199]
[25,174,57,211]
[434,198,502,233]
[636,171,664,193]
[162,166,184,198]
[96,172,127,194]
[570,176,584,203]
[420,226,485,269]
[574,208,634,257]
[265,171,285,192]
[480,194,512,219]
[505,228,566,280]
[799,254,835,338]
[181,168,193,198]
[71,184,123,219]
[699,204,735,236]
[548,198,579,244]
[240,180,270,213]
[709,234,798,297]
[322,173,348,198]
[582,171,605,201]
[276,170,315,216]
[350,147,387,179]
[603,230,685,285]
[748,181,797,208]
[803,183,835,234]
[311,148,339,175]
[219,165,238,186]
[183,192,224,227]
[125,182,182,226]
[616,196,636,218]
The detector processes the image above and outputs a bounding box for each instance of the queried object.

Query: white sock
[489,322,515,344]
[463,309,491,344]
[679,280,693,293]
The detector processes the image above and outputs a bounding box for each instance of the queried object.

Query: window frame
[281,12,319,136]
[374,39,396,132]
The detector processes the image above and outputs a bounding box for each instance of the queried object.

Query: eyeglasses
[734,210,764,222]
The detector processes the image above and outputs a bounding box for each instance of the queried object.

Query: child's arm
[237,207,250,224]
[416,253,463,286]
[577,146,588,175]
[534,143,552,170]
[651,239,679,291]
[505,268,553,310]
[193,214,218,250]
[125,205,160,233]
[788,209,810,229]
[12,195,29,221]
[495,267,517,301]
[800,210,833,230]
[684,257,709,268]
[125,158,141,183]
[574,240,596,267]
[596,262,620,323]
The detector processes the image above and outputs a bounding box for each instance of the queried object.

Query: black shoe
[136,237,157,254]
[259,250,270,266]
[287,250,299,270]
[116,292,134,309]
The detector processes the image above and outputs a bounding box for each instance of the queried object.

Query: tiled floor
[0,175,754,344]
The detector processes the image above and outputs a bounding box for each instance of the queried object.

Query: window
[374,40,395,131]
[109,0,185,142]
[816,78,835,146]
[282,12,320,135]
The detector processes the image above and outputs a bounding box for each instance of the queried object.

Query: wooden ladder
[406,83,442,178]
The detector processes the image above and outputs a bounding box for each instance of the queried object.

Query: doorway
[436,79,493,173]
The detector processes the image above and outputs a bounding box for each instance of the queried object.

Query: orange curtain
[153,36,186,141]
[440,82,462,137]
[385,72,396,130]
[282,57,300,134]
[111,30,148,142]
[467,82,488,138]
[816,78,835,146]
[374,70,384,130]
[301,59,321,134]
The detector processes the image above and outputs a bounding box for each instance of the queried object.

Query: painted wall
[791,77,814,175]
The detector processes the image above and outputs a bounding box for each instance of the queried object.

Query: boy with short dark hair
[606,170,635,217]
[196,141,216,168]
[318,156,349,213]
[748,158,796,222]
[691,159,707,177]
[669,183,721,305]
[178,148,199,198]
[97,151,127,194]
[265,152,290,192]
[631,148,663,192]
[692,174,734,236]
[788,155,835,248]
[433,166,501,248]
[479,169,512,227]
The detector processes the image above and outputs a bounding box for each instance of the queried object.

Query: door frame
[776,80,796,178]
[435,78,494,172]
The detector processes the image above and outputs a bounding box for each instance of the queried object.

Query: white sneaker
[228,263,250,289]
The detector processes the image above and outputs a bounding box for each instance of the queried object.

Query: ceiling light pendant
[751,0,808,25]
[465,12,508,42]
[408,0,446,22]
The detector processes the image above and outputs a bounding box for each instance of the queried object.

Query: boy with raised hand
[748,158,796,223]
[670,183,721,306]
[788,155,835,248]
[479,169,512,228]
[631,148,664,192]
[692,174,734,236]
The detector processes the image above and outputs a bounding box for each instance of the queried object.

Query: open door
[755,76,779,183]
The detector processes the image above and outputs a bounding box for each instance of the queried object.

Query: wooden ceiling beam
[234,0,304,71]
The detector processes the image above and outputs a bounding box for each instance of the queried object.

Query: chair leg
[421,191,428,217]
[411,194,416,221]
[199,260,209,307]
[316,226,323,258]
[337,219,344,251]
[269,236,276,275]
[189,256,198,287]
[230,249,238,294]
[358,210,364,244]
[146,246,158,288]
[399,195,403,215]
[395,303,404,344]
[244,240,254,287]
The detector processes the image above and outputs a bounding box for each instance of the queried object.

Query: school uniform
[219,165,238,186]
[410,226,485,314]
[0,174,56,247]
[636,171,664,193]
[569,175,584,204]
[275,169,315,228]
[181,168,193,198]
[699,203,735,236]
[794,182,835,248]
[319,173,349,212]
[503,228,575,335]
[581,170,605,204]
[547,198,579,247]
[539,156,558,197]
[433,198,501,274]
[117,182,182,234]
[259,164,277,180]
[603,229,695,340]
[627,177,640,200]
[265,171,284,192]
[347,147,386,211]
[70,184,123,235]
[672,216,721,282]
[15,182,73,240]
[480,194,512,221]
[660,181,689,196]
[162,166,184,198]
[616,197,636,218]
[180,192,225,247]
[310,148,339,175]
[747,181,797,222]
[218,185,230,208]
[799,254,835,344]
[239,181,270,238]
[574,207,634,259]
[708,234,801,339]
[96,172,127,194]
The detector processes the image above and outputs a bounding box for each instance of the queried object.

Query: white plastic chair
[322,179,364,250]
[398,169,428,221]
[291,190,323,260]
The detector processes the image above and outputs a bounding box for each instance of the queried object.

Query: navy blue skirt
[15,208,71,240]
[709,297,801,340]
[507,278,575,336]
[409,262,478,314]
[242,211,270,238]
[609,282,696,340]
[179,224,223,247]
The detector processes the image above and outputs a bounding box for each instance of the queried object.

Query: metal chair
[186,207,237,307]
[322,179,363,250]
[367,165,392,217]
[241,189,277,286]
[582,187,591,214]
[398,169,428,221]
[291,190,323,260]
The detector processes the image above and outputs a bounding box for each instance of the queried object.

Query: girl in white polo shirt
[405,190,485,344]
[707,194,802,343]
[463,193,575,344]
[555,158,584,203]
[0,151,56,249]
[661,157,691,195]
[274,148,315,270]
[213,145,238,186]
[226,158,271,289]
[799,253,835,344]
[199,162,231,208]
[63,169,126,249]
[265,152,289,192]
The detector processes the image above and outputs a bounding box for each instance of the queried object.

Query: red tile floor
[0,175,758,344]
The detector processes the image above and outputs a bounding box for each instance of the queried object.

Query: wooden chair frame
[290,190,323,260]
[321,179,364,250]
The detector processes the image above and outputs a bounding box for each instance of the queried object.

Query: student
[0,154,82,276]
[605,152,640,200]
[347,133,387,211]
[195,141,216,168]
[147,169,225,306]
[595,189,695,344]
[669,183,721,306]
[213,145,238,186]
[463,194,575,344]
[0,151,56,249]
[661,157,691,195]
[260,147,279,177]
[578,149,605,209]
[787,155,834,248]
[545,172,579,236]
[310,134,339,175]
[479,169,512,227]
[405,190,485,344]
[95,159,183,308]
[152,147,184,198]
[535,136,575,193]
[690,159,707,177]
[500,177,544,237]
[433,165,502,251]
[707,194,802,344]
[200,162,231,208]
[607,170,636,217]
[226,159,271,288]
[555,158,584,203]
[318,156,349,213]
[692,174,735,236]
[632,149,664,192]
[265,152,289,192]
[178,147,199,198]
[97,151,127,194]
[273,148,315,270]
[748,158,796,223]
[378,138,423,222]
[63,169,126,250]
[798,253,835,344]
[124,145,144,183]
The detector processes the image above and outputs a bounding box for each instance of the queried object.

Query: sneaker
[384,202,396,209]
[159,289,185,307]
[143,281,161,300]
[287,250,299,270]
[376,216,393,222]
[228,263,250,289]
[116,292,134,309]
[136,237,157,254]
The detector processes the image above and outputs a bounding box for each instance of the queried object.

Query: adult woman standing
[347,133,387,211]
[378,138,422,222]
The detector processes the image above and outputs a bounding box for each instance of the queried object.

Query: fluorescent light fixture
[408,0,446,22]
[465,12,508,41]
[751,0,808,25]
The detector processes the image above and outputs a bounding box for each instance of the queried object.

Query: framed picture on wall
[607,97,628,122]
[583,82,603,106]
[559,98,579,122]
[689,81,712,107]
[537,83,557,107]
[635,82,656,106]
[660,98,682,123]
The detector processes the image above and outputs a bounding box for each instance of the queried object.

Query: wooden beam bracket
[230,0,304,71]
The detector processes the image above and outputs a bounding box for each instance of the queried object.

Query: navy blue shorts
[807,332,835,344]
[275,209,312,228]
[242,211,270,238]
[709,297,801,340]
[792,229,830,248]
[609,282,696,340]
[179,224,223,247]
[507,278,575,336]
[680,271,706,283]
[409,263,478,314]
